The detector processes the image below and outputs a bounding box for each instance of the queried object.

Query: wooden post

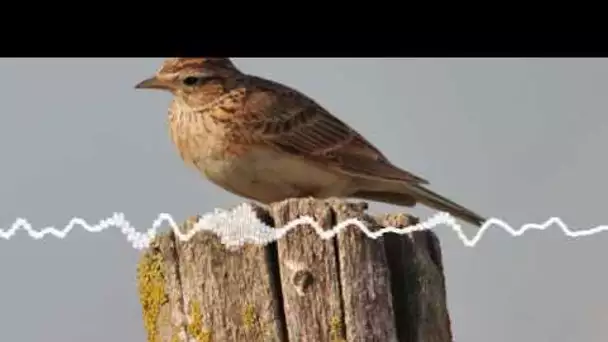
[136,198,453,342]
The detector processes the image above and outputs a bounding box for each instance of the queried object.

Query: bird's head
[134,57,242,96]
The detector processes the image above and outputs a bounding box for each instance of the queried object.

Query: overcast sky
[0,58,606,342]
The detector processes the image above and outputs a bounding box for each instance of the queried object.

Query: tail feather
[353,184,486,227]
[405,185,486,227]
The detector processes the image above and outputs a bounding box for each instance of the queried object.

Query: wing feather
[237,78,429,185]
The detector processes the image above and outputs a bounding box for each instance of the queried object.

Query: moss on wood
[137,243,168,342]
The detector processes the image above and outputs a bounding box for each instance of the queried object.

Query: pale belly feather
[196,147,354,203]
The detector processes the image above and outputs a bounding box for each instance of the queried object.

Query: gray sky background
[0,58,607,342]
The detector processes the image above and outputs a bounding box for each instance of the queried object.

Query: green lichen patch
[186,300,212,342]
[137,249,168,342]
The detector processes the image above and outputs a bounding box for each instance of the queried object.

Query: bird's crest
[157,58,237,75]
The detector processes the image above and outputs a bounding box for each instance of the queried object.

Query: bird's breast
[168,107,227,167]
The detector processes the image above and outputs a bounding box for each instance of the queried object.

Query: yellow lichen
[137,248,168,342]
[187,300,212,342]
[242,303,257,330]
[330,315,346,342]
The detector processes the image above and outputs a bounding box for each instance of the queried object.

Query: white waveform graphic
[0,203,606,250]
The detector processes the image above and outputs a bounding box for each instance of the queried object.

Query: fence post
[136,198,453,342]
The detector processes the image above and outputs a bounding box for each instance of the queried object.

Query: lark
[135,58,486,226]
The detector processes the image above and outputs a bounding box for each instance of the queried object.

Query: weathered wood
[379,213,452,342]
[333,200,398,342]
[137,198,453,342]
[138,215,285,342]
[270,198,345,342]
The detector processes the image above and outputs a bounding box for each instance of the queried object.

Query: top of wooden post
[136,197,453,342]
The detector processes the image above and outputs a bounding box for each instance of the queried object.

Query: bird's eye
[182,76,199,86]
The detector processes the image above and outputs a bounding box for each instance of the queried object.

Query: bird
[134,57,486,226]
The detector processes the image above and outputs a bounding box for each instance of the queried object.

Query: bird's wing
[236,78,429,185]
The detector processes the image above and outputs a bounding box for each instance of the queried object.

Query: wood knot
[292,269,313,296]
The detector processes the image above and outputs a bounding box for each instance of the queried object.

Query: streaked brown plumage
[135,57,486,226]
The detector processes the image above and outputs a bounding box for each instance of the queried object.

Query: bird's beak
[134,76,170,90]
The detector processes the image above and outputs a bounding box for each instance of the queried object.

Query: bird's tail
[354,184,486,227]
[406,185,486,226]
